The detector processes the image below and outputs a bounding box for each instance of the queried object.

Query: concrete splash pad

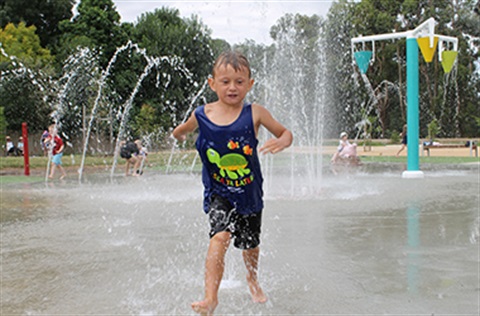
[1,164,479,314]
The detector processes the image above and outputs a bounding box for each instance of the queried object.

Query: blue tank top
[195,103,264,215]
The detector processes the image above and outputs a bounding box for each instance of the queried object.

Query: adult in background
[5,136,19,156]
[331,132,358,163]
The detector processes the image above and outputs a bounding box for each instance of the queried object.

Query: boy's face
[209,64,254,106]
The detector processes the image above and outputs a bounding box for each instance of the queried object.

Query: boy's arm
[253,104,293,154]
[172,112,198,141]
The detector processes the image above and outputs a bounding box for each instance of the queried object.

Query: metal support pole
[403,38,424,178]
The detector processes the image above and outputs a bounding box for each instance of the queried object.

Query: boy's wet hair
[212,51,251,78]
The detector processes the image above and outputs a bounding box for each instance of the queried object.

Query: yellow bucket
[441,50,458,73]
[417,36,438,63]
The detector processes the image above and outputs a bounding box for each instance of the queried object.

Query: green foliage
[58,0,128,68]
[0,107,7,141]
[0,75,53,133]
[390,130,400,144]
[128,7,215,135]
[427,118,439,140]
[0,22,53,66]
[0,22,55,134]
[0,0,74,49]
[133,104,157,136]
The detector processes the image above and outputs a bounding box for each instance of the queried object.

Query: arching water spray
[75,41,196,181]
[78,41,138,181]
[166,79,209,173]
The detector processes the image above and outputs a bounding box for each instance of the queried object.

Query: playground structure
[351,18,458,178]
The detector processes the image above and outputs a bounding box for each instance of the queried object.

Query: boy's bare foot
[59,175,66,180]
[191,299,217,316]
[248,279,267,303]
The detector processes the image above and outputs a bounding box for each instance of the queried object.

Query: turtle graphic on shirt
[207,148,251,180]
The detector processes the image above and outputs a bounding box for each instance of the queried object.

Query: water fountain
[248,21,326,197]
[1,163,478,314]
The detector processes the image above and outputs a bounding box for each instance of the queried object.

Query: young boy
[119,140,141,176]
[172,51,293,315]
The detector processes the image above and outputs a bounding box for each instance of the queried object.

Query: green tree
[133,104,156,137]
[0,107,7,142]
[129,7,215,136]
[0,0,74,50]
[58,0,128,68]
[0,22,53,65]
[0,22,54,134]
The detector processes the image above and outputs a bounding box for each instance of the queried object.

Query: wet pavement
[1,164,479,315]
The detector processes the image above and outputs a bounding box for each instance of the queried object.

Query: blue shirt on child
[195,103,264,215]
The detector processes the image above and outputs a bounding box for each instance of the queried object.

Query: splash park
[1,158,479,314]
[1,17,479,316]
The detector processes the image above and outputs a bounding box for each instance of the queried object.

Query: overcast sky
[111,1,334,45]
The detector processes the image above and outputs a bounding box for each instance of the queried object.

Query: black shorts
[208,194,262,250]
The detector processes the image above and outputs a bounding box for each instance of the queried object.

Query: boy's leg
[58,164,66,179]
[192,231,231,315]
[49,163,56,178]
[125,160,130,176]
[133,157,141,176]
[243,247,267,303]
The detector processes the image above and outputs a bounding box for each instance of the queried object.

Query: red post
[22,122,30,176]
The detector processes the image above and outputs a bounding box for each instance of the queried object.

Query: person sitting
[17,136,24,155]
[5,136,20,156]
[331,132,360,165]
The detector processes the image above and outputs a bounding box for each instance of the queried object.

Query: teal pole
[406,37,420,172]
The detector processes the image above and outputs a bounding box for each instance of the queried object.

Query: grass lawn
[359,155,479,164]
[1,175,46,185]
[1,143,478,187]
[1,151,477,170]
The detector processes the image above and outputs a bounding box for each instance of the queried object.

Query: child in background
[46,125,67,180]
[17,136,24,155]
[134,139,148,175]
[40,130,50,156]
[173,51,293,315]
[119,140,141,176]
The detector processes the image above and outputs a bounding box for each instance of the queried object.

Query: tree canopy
[0,0,74,50]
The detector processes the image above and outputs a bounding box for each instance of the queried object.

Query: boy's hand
[171,133,184,141]
[259,129,293,154]
[259,138,287,154]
